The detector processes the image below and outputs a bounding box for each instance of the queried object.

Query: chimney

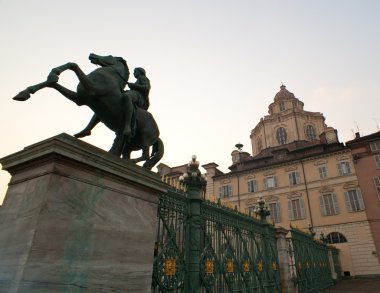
[355,132,360,139]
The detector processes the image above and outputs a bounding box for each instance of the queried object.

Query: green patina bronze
[152,156,282,293]
[13,53,163,170]
[288,227,334,293]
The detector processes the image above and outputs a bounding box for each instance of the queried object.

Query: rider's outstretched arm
[74,114,101,138]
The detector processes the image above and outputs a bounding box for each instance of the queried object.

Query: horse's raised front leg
[47,62,94,92]
[13,80,52,101]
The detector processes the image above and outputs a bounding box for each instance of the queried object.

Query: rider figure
[74,67,151,140]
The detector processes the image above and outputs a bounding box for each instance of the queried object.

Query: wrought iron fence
[288,227,333,293]
[152,186,282,293]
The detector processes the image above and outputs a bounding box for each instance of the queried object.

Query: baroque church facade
[158,85,380,277]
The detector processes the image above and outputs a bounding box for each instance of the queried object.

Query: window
[292,100,297,110]
[319,194,340,216]
[344,189,365,212]
[326,232,347,244]
[370,141,380,152]
[374,155,380,169]
[264,176,277,189]
[279,101,286,112]
[269,202,281,223]
[246,205,257,215]
[319,166,328,179]
[288,198,306,220]
[374,177,380,200]
[306,125,317,141]
[276,127,287,145]
[288,171,300,185]
[338,162,352,176]
[257,138,263,153]
[219,185,232,198]
[247,180,257,193]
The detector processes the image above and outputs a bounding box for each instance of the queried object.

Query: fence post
[180,156,207,293]
[275,227,296,293]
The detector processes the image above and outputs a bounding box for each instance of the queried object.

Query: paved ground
[323,278,380,293]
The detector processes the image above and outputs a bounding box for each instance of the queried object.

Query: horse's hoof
[13,91,30,101]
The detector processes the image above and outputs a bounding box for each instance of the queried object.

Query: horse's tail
[143,138,164,170]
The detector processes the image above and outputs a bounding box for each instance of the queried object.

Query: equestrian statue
[13,53,164,170]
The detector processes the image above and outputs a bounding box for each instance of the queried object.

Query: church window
[306,125,317,141]
[257,138,263,153]
[276,127,287,145]
[279,101,286,112]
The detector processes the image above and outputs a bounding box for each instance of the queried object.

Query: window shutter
[347,163,351,174]
[228,185,232,197]
[274,176,277,187]
[264,178,268,189]
[288,173,292,185]
[356,188,365,210]
[338,163,343,176]
[277,202,281,222]
[299,198,306,219]
[344,191,353,212]
[375,155,380,169]
[332,193,340,214]
[288,201,294,221]
[219,187,222,198]
[296,172,300,184]
[319,196,326,216]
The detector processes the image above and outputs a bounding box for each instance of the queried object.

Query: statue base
[0,133,167,292]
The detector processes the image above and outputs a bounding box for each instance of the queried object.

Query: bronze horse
[13,53,164,170]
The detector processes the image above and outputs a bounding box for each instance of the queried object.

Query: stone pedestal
[276,227,296,293]
[0,133,167,292]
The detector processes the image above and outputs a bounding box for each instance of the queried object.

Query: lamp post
[255,196,270,222]
[179,155,207,293]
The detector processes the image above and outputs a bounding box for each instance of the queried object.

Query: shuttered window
[219,185,232,198]
[344,189,365,212]
[264,176,277,189]
[318,166,327,179]
[374,177,380,200]
[374,155,380,169]
[288,198,306,220]
[319,194,340,216]
[288,172,300,185]
[247,180,257,193]
[338,162,351,176]
[269,202,281,223]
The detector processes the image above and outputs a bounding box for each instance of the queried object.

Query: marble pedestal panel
[0,133,167,292]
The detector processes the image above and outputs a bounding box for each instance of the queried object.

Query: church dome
[274,85,296,101]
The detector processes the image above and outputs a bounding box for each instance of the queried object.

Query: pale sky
[1,1,380,204]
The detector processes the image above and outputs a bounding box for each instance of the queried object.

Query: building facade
[208,86,380,276]
[346,131,380,266]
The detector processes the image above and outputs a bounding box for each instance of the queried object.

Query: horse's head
[89,53,129,86]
